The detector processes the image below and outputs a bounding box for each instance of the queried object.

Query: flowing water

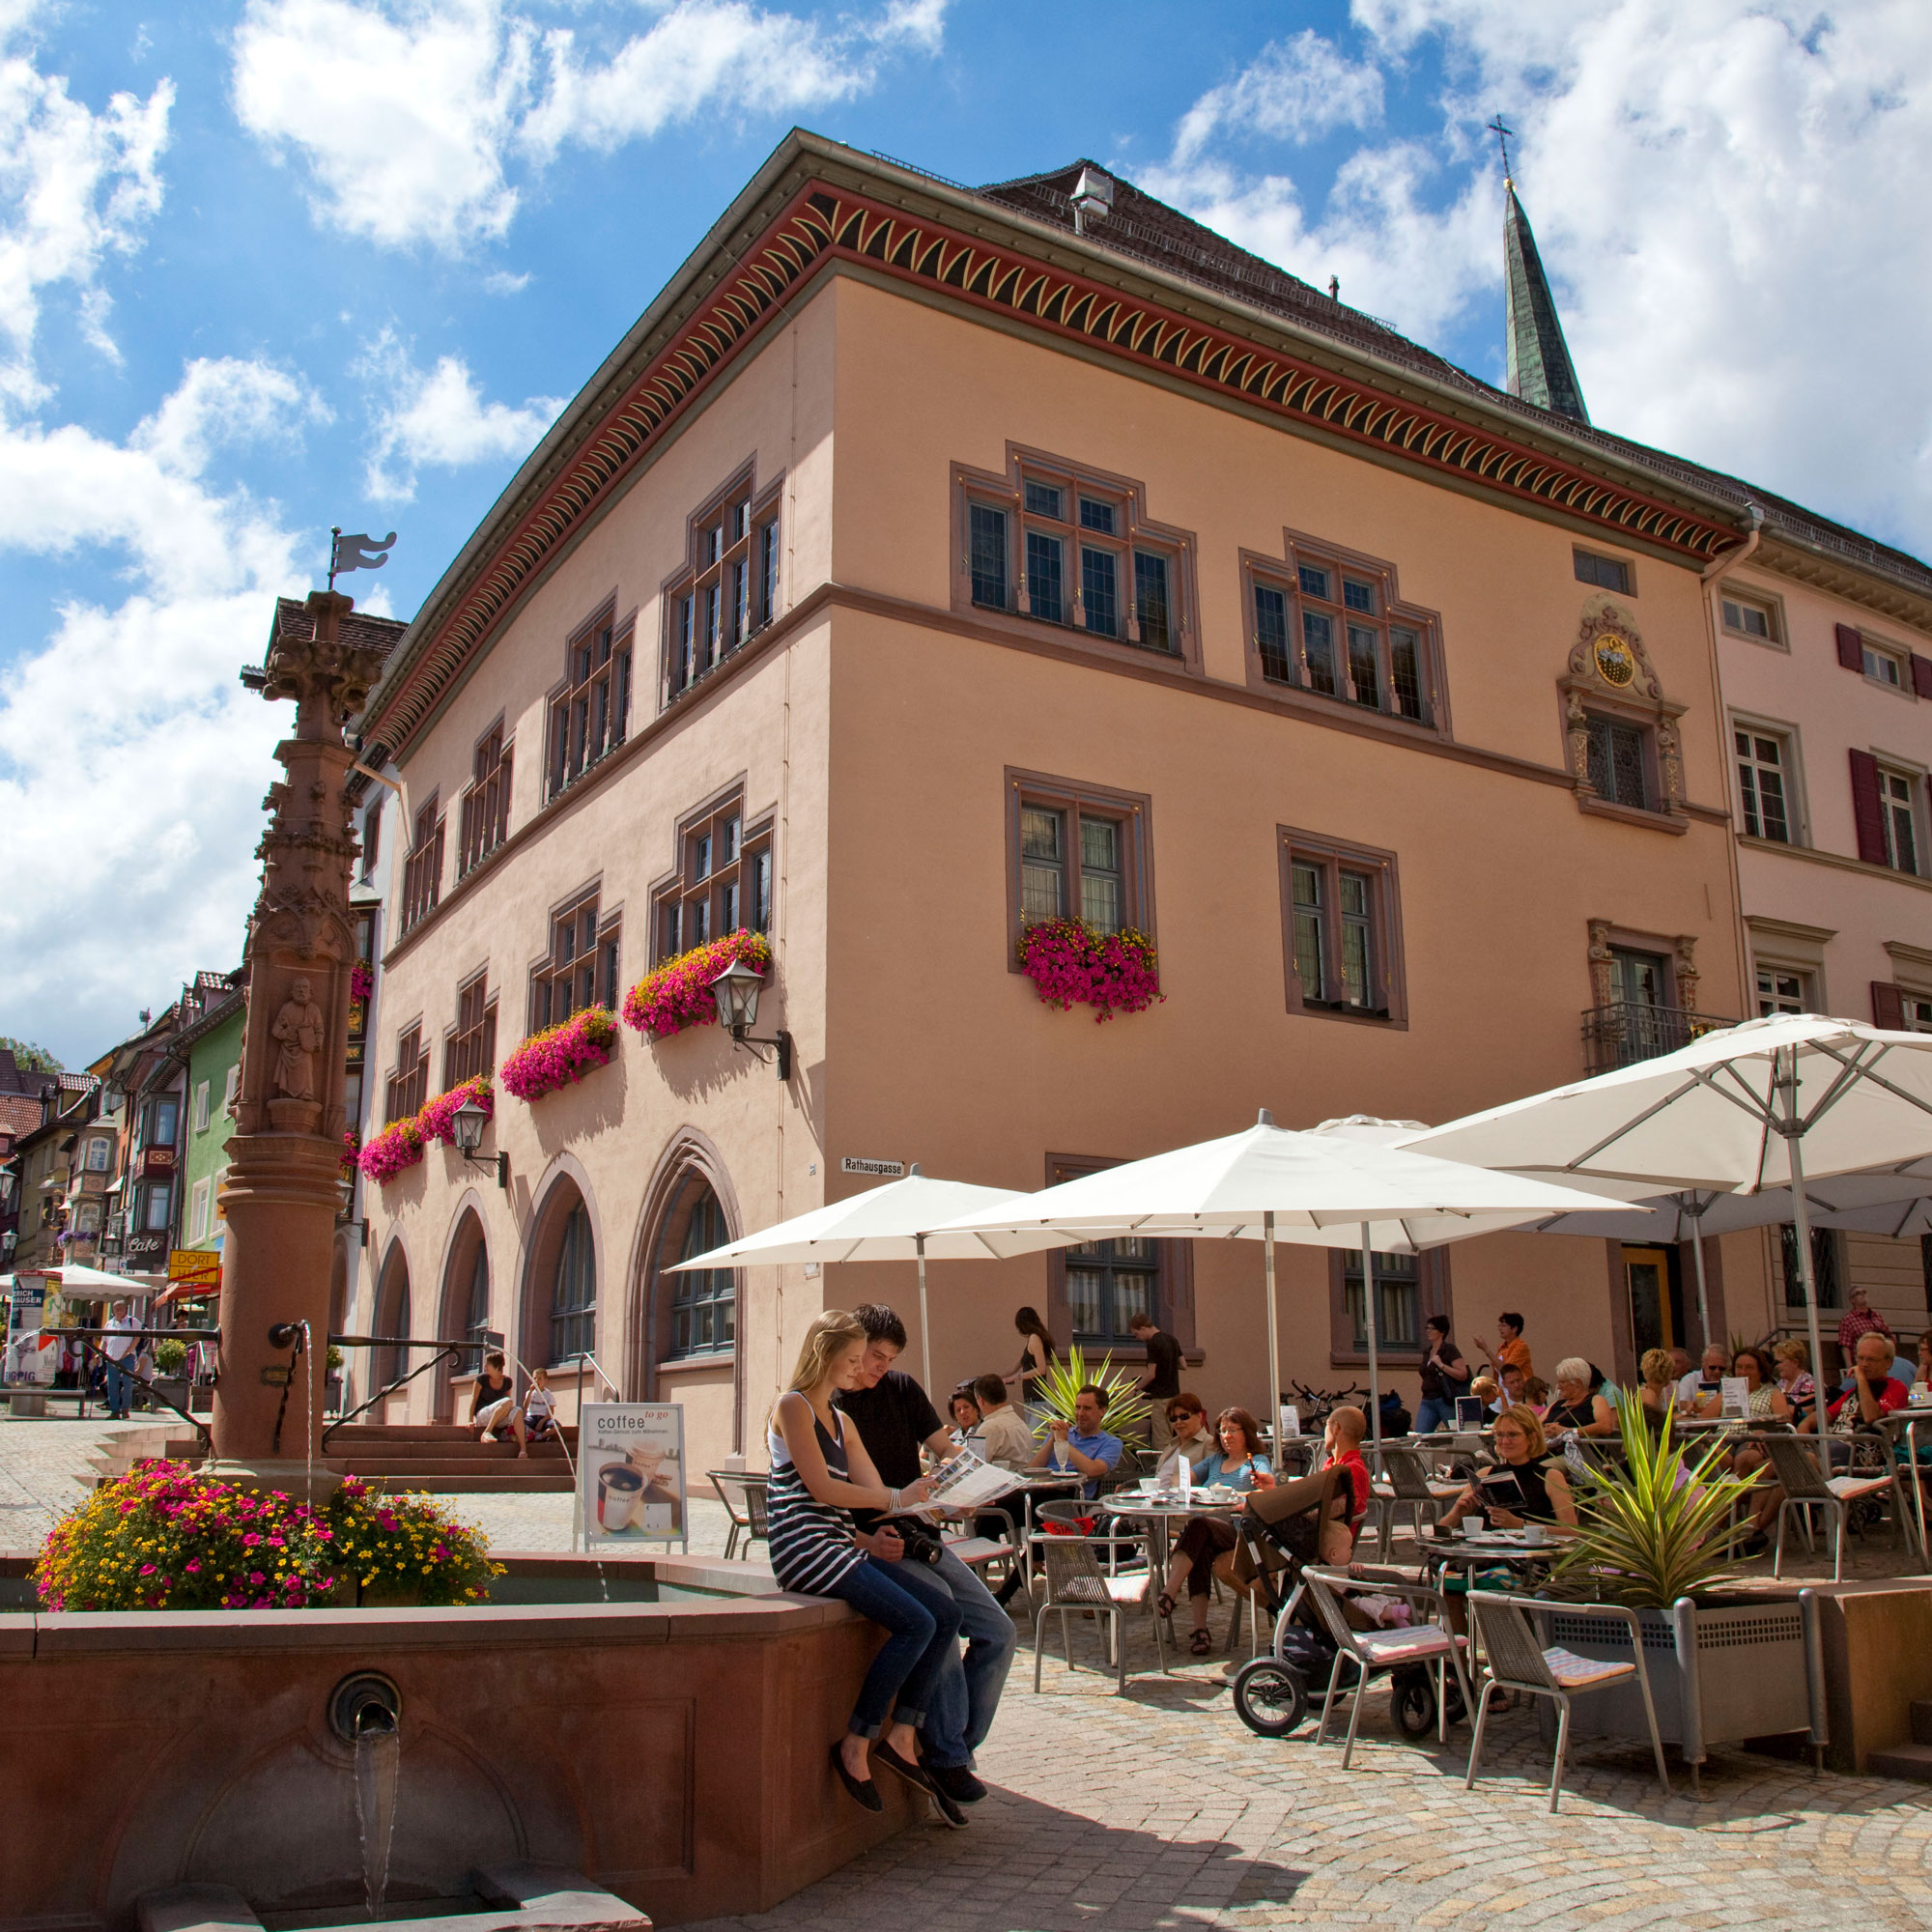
[352,1717,401,1918]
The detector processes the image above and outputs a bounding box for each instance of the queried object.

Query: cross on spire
[1486,114,1516,185]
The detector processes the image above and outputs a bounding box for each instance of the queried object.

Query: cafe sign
[578,1404,687,1551]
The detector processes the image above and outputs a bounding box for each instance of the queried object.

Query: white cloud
[1142,0,1932,556]
[0,358,320,1061]
[0,16,173,401]
[359,327,560,500]
[1172,30,1384,164]
[232,0,949,254]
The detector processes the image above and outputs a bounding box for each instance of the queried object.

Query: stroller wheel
[1231,1657,1308,1738]
[1392,1666,1437,1739]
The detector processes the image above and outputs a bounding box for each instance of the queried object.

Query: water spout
[352,1709,400,1918]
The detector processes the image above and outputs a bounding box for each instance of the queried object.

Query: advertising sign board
[579,1404,687,1549]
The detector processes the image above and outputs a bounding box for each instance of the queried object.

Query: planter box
[1534,1593,1826,1768]
[152,1377,191,1412]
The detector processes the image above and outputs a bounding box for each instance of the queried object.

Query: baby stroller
[1229,1468,1465,1741]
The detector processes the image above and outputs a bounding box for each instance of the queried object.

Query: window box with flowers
[1016,918,1163,1022]
[355,1077,494,1185]
[622,930,771,1040]
[500,1006,619,1102]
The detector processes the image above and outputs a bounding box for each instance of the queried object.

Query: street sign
[840,1156,905,1178]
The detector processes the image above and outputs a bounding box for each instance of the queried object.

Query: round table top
[1417,1529,1555,1562]
[1098,1491,1245,1518]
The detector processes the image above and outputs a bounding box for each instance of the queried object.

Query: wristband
[887,1487,901,1512]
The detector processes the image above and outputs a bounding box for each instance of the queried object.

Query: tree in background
[0,1038,63,1073]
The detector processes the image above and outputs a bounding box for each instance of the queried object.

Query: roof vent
[1070,166,1114,237]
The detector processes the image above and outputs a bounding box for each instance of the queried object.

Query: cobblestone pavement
[9,1422,1932,1930]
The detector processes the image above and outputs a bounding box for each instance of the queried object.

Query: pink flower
[1016,920,1163,1022]
[500,1007,618,1102]
[622,929,771,1040]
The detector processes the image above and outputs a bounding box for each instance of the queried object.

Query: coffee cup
[1522,1523,1547,1548]
[597,1462,644,1531]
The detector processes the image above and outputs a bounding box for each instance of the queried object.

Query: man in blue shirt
[1029,1383,1122,1497]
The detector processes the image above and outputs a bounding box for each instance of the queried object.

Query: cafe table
[1097,1486,1245,1577]
[1415,1525,1559,1595]
[1876,1406,1932,1559]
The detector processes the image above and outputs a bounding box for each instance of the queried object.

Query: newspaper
[896,1445,1021,1520]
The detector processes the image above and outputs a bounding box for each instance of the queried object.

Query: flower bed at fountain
[622,928,770,1038]
[500,1006,618,1101]
[34,1464,500,1611]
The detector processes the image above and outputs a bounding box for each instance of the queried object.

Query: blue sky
[5,0,1930,1066]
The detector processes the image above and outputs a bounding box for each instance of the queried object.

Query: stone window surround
[1003,768,1154,973]
[1717,579,1788,652]
[1587,920,1699,1015]
[1729,707,1810,847]
[1747,915,1834,1016]
[660,462,784,706]
[1559,598,1689,833]
[1278,824,1407,1029]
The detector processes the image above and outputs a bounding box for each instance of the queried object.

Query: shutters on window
[1873,981,1908,1029]
[1914,653,1932,700]
[1850,749,1888,865]
[1835,623,1864,670]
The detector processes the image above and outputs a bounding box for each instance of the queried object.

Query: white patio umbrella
[670,1166,1066,1394]
[926,1112,1627,1445]
[24,1264,159,1297]
[1406,1014,1932,1427]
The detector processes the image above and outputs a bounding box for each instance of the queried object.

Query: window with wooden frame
[1573,549,1634,596]
[399,794,444,935]
[384,1022,427,1125]
[546,611,633,802]
[1329,1249,1449,1365]
[652,788,774,962]
[954,447,1196,665]
[1756,963,1812,1016]
[358,796,382,881]
[1005,771,1151,954]
[443,972,497,1087]
[1733,721,1801,844]
[1245,532,1441,728]
[529,892,622,1031]
[1044,1152,1194,1351]
[1719,587,1781,646]
[1851,751,1926,877]
[459,721,512,876]
[1279,828,1406,1024]
[664,470,781,703]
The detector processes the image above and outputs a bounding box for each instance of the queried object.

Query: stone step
[337,1469,576,1493]
[327,1423,580,1445]
[1868,1741,1932,1783]
[331,1458,575,1478]
[323,1436,578,1458]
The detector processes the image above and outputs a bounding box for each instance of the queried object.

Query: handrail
[66,1334,213,1452]
[321,1342,462,1452]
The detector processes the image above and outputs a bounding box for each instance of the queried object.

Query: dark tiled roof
[976,161,1932,600]
[269,596,409,662]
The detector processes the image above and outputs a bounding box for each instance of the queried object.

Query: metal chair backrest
[1380,1446,1437,1502]
[1034,1499,1095,1532]
[1466,1594,1560,1692]
[1037,1529,1113,1606]
[1763,1432,1832,1501]
[1298,1567,1368,1660]
[707,1469,762,1529]
[743,1474,770,1537]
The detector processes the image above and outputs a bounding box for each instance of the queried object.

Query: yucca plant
[1548,1394,1759,1608]
[1022,1345,1152,1442]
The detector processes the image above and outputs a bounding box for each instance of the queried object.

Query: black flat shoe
[830,1740,882,1813]
[875,1740,963,1827]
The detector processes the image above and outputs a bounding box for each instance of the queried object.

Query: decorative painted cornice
[361,179,1739,765]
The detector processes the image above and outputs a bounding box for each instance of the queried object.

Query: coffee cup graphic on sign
[598,1462,645,1530]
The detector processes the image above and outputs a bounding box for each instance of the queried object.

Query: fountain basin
[0,1550,922,1930]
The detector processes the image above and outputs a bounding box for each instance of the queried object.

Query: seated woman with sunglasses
[1154,1406,1274,1655]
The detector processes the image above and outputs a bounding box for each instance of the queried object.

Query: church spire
[1488,117,1589,425]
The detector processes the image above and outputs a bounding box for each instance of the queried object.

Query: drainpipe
[1697,503,1765,1337]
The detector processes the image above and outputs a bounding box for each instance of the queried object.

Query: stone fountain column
[209,590,386,1491]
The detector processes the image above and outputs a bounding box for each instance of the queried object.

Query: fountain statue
[209,589,386,1490]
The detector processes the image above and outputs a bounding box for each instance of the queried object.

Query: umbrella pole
[1778,1049,1831,1432]
[916,1234,931,1399]
[1361,1222,1382,1449]
[1687,1208,1713,1353]
[1264,1212,1282,1453]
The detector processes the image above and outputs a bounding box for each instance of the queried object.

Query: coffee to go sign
[579,1404,688,1550]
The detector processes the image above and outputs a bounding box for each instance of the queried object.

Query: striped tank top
[766,1401,865,1595]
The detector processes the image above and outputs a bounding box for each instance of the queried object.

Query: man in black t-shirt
[834,1304,1016,1812]
[1129,1312,1183,1450]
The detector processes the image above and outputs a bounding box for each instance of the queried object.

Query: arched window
[551,1203,595,1364]
[672,1188,734,1357]
[464,1239,491,1363]
[376,1249,412,1388]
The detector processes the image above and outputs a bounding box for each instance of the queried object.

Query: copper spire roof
[1502,179,1589,424]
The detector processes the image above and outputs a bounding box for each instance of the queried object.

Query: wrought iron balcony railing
[1581,1001,1737,1075]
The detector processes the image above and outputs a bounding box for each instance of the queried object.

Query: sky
[3,0,1930,1068]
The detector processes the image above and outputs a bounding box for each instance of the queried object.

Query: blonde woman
[767,1310,959,1819]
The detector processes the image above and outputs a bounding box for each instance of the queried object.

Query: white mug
[1521,1523,1548,1548]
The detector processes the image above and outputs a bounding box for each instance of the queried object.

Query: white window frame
[222,1065,240,1116]
[1902,992,1932,1034]
[191,1081,211,1134]
[1729,712,1805,846]
[1718,584,1784,649]
[1862,634,1914,694]
[83,1137,110,1173]
[1753,960,1813,1018]
[1876,757,1929,878]
[188,1178,211,1243]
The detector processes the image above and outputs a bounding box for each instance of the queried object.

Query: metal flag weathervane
[327,526,397,591]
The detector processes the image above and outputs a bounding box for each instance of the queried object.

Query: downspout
[1697,503,1765,1338]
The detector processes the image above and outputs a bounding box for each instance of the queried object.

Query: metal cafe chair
[1030,1504,1166,1694]
[1300,1566,1473,1768]
[1761,1434,1899,1582]
[1464,1592,1668,1813]
[707,1469,770,1561]
[1369,1446,1463,1558]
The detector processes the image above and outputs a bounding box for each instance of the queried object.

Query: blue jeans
[104,1358,133,1415]
[825,1554,962,1739]
[920,1545,1016,1769]
[1415,1396,1455,1435]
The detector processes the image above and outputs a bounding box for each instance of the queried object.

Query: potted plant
[1533,1400,1828,1781]
[152,1339,190,1412]
[326,1344,344,1415]
[1025,1345,1153,1456]
[1016,918,1163,1022]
